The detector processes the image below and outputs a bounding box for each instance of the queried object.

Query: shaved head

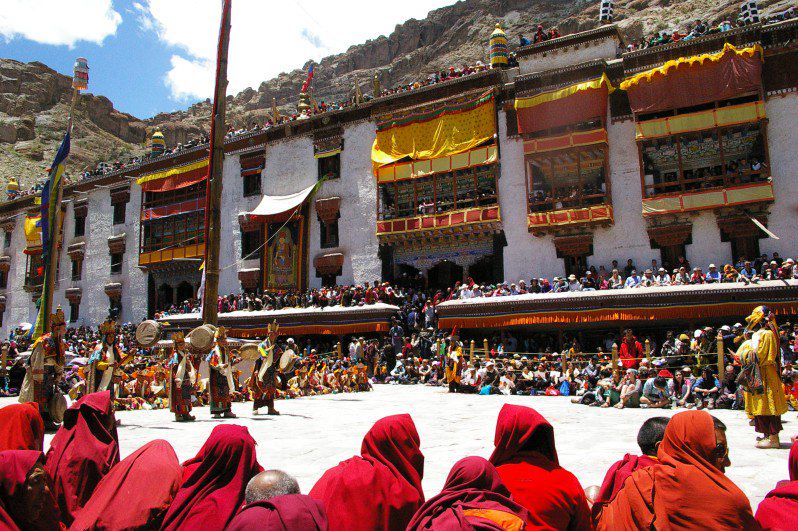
[244,470,300,504]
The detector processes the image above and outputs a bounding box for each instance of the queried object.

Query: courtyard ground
[4,384,792,508]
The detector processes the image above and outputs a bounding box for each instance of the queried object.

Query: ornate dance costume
[19,308,66,429]
[168,333,196,421]
[86,318,124,397]
[250,321,280,415]
[206,327,236,418]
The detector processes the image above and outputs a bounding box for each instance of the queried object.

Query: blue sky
[0,0,457,119]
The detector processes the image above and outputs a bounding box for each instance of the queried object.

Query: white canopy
[246,182,318,218]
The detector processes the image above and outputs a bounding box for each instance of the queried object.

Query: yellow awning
[376,145,497,183]
[24,214,41,249]
[620,43,763,91]
[515,73,614,110]
[371,91,496,170]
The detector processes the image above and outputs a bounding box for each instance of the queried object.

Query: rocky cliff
[1,0,792,189]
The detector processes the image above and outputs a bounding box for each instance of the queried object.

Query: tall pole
[202,0,232,325]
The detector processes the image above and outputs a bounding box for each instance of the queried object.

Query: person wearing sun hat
[738,305,788,448]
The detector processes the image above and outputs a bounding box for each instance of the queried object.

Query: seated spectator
[596,412,757,530]
[489,404,592,530]
[716,365,743,410]
[755,443,798,530]
[0,450,62,530]
[669,369,692,408]
[624,270,641,288]
[590,417,669,522]
[161,425,262,530]
[705,264,721,283]
[407,456,531,529]
[692,368,720,410]
[310,414,425,531]
[70,440,182,531]
[654,267,671,286]
[0,403,44,451]
[616,369,642,409]
[690,267,705,284]
[641,371,672,408]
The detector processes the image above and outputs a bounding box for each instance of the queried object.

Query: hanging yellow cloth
[514,73,614,110]
[620,43,763,91]
[24,214,41,249]
[371,91,496,170]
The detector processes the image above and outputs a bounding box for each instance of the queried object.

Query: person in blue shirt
[705,264,722,283]
[624,270,641,288]
[692,368,720,409]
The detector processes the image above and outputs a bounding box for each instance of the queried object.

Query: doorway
[427,260,463,292]
[176,281,195,305]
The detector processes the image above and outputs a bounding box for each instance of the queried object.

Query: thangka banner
[371,90,496,170]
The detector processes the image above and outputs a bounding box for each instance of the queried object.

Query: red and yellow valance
[141,198,206,221]
[523,128,607,155]
[528,205,613,229]
[635,100,765,139]
[137,159,208,193]
[376,145,497,183]
[371,90,496,170]
[139,243,205,266]
[642,181,774,216]
[621,43,763,114]
[377,205,500,237]
[515,75,613,134]
[24,214,41,255]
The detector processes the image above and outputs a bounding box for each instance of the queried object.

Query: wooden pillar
[716,332,725,378]
[483,338,489,360]
[560,351,567,374]
[612,343,619,376]
[644,338,651,362]
[469,340,475,364]
[434,339,440,362]
[336,341,342,360]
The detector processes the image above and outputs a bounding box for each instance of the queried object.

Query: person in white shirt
[654,267,671,286]
[568,274,582,291]
[499,372,516,395]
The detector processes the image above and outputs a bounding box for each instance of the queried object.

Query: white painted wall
[517,36,620,75]
[3,213,36,334]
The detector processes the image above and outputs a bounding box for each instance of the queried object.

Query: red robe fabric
[69,439,182,531]
[619,339,643,370]
[407,456,531,530]
[309,413,425,531]
[591,454,659,522]
[227,494,328,531]
[160,425,263,531]
[0,403,44,452]
[0,450,61,531]
[489,404,591,531]
[44,392,119,526]
[756,443,798,530]
[597,410,758,530]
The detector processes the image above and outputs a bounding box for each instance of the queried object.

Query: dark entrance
[428,260,463,292]
[468,255,500,285]
[176,281,195,304]
[157,283,174,311]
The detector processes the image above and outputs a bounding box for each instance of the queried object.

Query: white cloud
[140,0,458,101]
[0,0,121,47]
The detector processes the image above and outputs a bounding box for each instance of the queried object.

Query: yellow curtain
[620,43,764,91]
[24,214,41,249]
[371,93,496,169]
[635,101,765,139]
[514,73,614,110]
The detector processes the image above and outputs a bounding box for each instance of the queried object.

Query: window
[241,229,263,259]
[110,252,123,274]
[527,145,608,212]
[318,153,340,180]
[640,122,768,198]
[377,164,499,220]
[25,254,43,288]
[141,211,205,253]
[113,203,126,225]
[730,235,760,264]
[3,231,10,248]
[0,270,6,289]
[563,255,588,278]
[243,172,261,197]
[71,259,82,281]
[320,217,339,249]
[659,244,688,272]
[74,215,86,237]
[69,302,79,322]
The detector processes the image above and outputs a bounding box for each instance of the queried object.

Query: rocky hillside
[1,0,792,189]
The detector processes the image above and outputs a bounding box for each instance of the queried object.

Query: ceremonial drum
[278,350,298,374]
[238,343,260,361]
[187,325,217,354]
[135,320,162,348]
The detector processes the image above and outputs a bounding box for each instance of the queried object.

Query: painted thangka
[267,221,301,289]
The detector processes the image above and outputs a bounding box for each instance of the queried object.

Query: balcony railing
[642,181,774,216]
[376,205,500,238]
[528,204,613,230]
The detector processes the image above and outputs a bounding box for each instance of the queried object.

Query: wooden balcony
[527,204,613,233]
[376,205,501,244]
[642,181,774,216]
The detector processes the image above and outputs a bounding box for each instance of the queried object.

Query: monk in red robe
[756,443,798,530]
[309,413,425,531]
[0,403,44,452]
[161,424,262,531]
[0,450,61,531]
[407,456,531,529]
[591,416,668,522]
[44,391,119,525]
[489,404,591,530]
[619,329,643,370]
[70,439,182,531]
[597,410,757,530]
[228,494,328,531]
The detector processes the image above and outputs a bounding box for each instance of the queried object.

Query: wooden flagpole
[202,0,232,325]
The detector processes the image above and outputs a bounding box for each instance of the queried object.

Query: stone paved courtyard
[5,385,793,509]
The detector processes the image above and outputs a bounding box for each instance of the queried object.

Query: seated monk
[489,404,591,530]
[0,450,62,531]
[407,456,531,529]
[597,410,757,530]
[309,414,425,531]
[591,416,669,522]
[756,443,798,530]
[0,403,44,451]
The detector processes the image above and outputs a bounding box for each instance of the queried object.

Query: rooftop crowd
[0,394,795,530]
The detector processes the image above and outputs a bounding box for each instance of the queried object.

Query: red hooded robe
[0,403,44,452]
[489,404,591,530]
[309,413,425,531]
[756,442,798,530]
